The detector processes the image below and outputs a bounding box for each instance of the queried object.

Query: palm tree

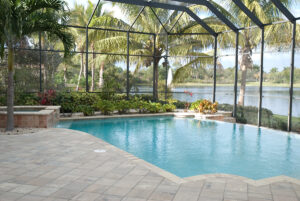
[0,0,74,131]
[88,15,130,90]
[115,5,217,99]
[69,2,92,91]
[70,1,128,91]
[154,1,298,105]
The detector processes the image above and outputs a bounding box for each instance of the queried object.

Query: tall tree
[162,1,299,105]
[116,5,215,100]
[0,0,74,131]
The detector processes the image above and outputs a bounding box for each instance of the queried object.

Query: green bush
[168,99,185,109]
[53,92,77,113]
[0,95,5,106]
[78,105,95,116]
[145,102,163,113]
[190,100,203,111]
[218,103,291,131]
[94,100,115,115]
[163,103,176,112]
[115,100,131,114]
[53,92,100,113]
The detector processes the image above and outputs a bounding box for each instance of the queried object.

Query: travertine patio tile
[198,195,223,201]
[26,177,55,186]
[248,198,273,201]
[71,192,102,201]
[10,184,38,194]
[42,198,69,201]
[51,188,80,199]
[271,189,297,197]
[203,181,226,191]
[200,189,224,200]
[0,191,24,201]
[248,185,271,194]
[226,181,248,192]
[62,181,90,192]
[30,186,59,196]
[104,186,133,197]
[173,187,201,201]
[248,192,273,200]
[0,174,14,183]
[17,194,45,201]
[0,182,20,191]
[224,190,248,200]
[95,194,122,201]
[7,176,37,185]
[126,181,158,199]
[84,183,111,194]
[273,195,299,201]
[148,190,176,201]
[121,197,147,201]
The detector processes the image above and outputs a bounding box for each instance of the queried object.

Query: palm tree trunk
[153,58,160,101]
[76,53,84,91]
[6,46,14,131]
[238,46,253,106]
[99,61,104,88]
[63,64,67,84]
[91,45,95,91]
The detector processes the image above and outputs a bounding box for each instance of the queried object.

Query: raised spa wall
[0,106,60,128]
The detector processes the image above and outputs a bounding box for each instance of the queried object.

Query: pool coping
[54,127,300,187]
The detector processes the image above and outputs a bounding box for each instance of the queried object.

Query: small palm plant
[0,0,74,131]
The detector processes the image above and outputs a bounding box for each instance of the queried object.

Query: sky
[65,0,300,72]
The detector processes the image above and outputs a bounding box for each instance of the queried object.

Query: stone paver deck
[0,128,300,201]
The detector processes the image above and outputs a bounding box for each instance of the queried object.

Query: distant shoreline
[138,82,300,88]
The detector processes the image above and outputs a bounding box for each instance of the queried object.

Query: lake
[136,86,300,117]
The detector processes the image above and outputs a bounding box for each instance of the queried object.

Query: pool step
[217,111,233,117]
[223,117,236,123]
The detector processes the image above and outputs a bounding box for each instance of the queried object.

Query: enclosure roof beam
[231,0,264,28]
[107,0,216,36]
[87,0,102,27]
[269,0,295,22]
[184,8,217,36]
[128,6,146,31]
[171,0,239,32]
[149,7,169,33]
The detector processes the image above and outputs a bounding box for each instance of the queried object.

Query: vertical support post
[165,33,169,101]
[213,35,218,102]
[85,28,89,92]
[258,27,264,127]
[39,32,42,92]
[233,31,239,118]
[126,32,130,100]
[153,34,156,101]
[288,21,296,132]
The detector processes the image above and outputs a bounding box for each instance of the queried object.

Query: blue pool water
[56,116,300,180]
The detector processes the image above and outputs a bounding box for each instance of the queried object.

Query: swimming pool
[56,116,300,180]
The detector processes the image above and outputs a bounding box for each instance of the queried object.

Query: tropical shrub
[145,102,163,113]
[163,104,176,112]
[169,99,185,109]
[14,93,39,105]
[131,98,148,113]
[94,100,115,115]
[38,90,56,105]
[115,100,131,114]
[0,95,5,106]
[78,105,95,116]
[190,99,218,114]
[53,92,77,113]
